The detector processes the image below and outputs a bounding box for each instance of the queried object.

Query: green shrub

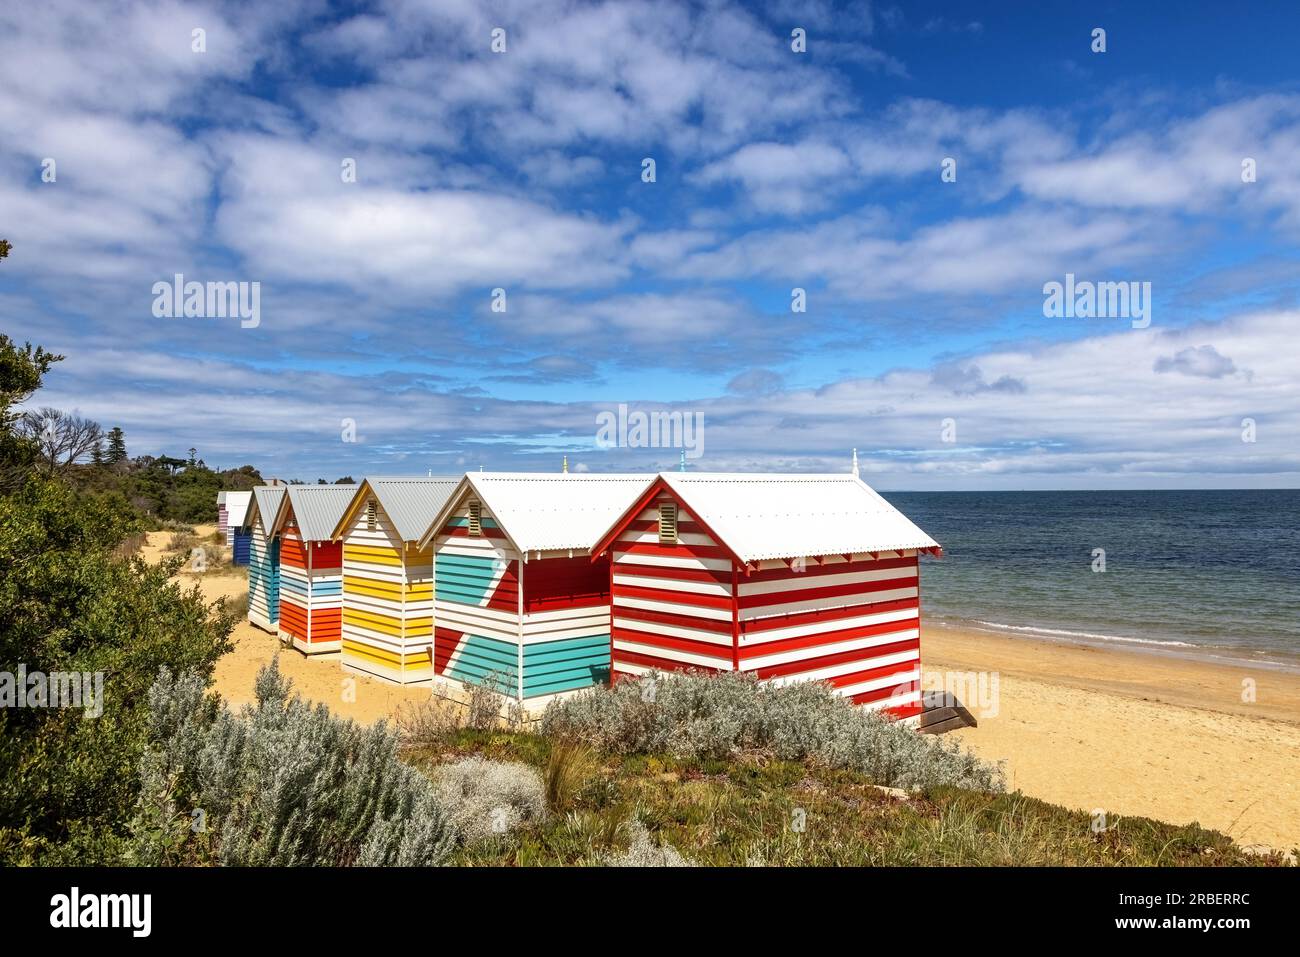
[541,670,1003,793]
[0,477,236,863]
[128,660,455,867]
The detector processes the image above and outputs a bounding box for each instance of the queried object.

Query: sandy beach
[925,623,1300,853]
[152,526,1300,853]
[146,526,431,725]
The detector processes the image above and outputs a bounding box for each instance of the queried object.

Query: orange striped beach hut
[271,483,359,655]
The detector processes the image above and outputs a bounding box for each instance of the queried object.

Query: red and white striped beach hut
[590,472,941,719]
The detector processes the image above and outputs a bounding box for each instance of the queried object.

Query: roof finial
[679,449,686,473]
[562,454,569,474]
[427,468,432,477]
[851,448,859,478]
[479,464,484,473]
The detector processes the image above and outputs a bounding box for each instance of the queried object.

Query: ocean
[881,489,1300,667]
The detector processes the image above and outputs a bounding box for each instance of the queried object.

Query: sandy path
[925,625,1300,851]
[152,525,430,725]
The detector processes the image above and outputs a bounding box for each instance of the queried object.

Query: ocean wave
[963,619,1197,648]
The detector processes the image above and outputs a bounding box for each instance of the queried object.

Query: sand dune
[159,525,430,725]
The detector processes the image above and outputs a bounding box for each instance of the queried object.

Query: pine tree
[106,426,127,463]
[91,440,105,467]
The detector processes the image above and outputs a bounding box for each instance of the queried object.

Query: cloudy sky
[2,0,1297,488]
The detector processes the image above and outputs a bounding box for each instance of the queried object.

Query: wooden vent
[366,499,376,530]
[468,500,482,537]
[658,502,678,545]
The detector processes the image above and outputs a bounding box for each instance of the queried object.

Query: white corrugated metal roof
[248,486,286,539]
[224,490,252,527]
[364,476,460,542]
[655,473,939,562]
[217,491,227,506]
[281,484,360,541]
[420,472,654,554]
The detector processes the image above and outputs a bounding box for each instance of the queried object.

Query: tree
[0,326,237,863]
[0,336,64,491]
[187,447,197,468]
[105,426,127,463]
[0,239,10,260]
[18,407,104,475]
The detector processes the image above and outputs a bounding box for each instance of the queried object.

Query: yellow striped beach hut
[329,476,458,684]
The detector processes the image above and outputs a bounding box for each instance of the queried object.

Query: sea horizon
[881,488,1300,668]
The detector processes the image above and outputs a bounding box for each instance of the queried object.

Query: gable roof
[592,472,940,564]
[246,485,286,539]
[330,476,460,542]
[223,490,252,528]
[274,484,360,541]
[417,472,654,554]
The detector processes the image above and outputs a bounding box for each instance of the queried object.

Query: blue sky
[2,0,1298,488]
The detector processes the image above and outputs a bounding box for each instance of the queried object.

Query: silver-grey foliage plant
[433,756,546,846]
[541,671,1004,793]
[603,821,694,867]
[130,660,455,866]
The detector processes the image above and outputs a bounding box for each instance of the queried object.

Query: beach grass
[406,729,1288,867]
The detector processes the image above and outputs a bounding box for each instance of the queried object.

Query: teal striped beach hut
[245,485,285,633]
[416,472,651,712]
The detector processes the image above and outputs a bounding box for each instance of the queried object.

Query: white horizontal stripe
[764,651,919,686]
[613,573,731,598]
[737,564,915,597]
[614,595,732,622]
[741,627,920,670]
[619,528,716,548]
[837,670,920,697]
[342,563,407,582]
[435,601,518,627]
[341,593,403,616]
[613,616,733,647]
[520,623,609,644]
[635,505,697,524]
[612,661,656,677]
[614,639,729,669]
[856,688,921,711]
[739,607,917,646]
[523,604,611,624]
[523,611,610,634]
[740,586,918,622]
[614,552,733,573]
